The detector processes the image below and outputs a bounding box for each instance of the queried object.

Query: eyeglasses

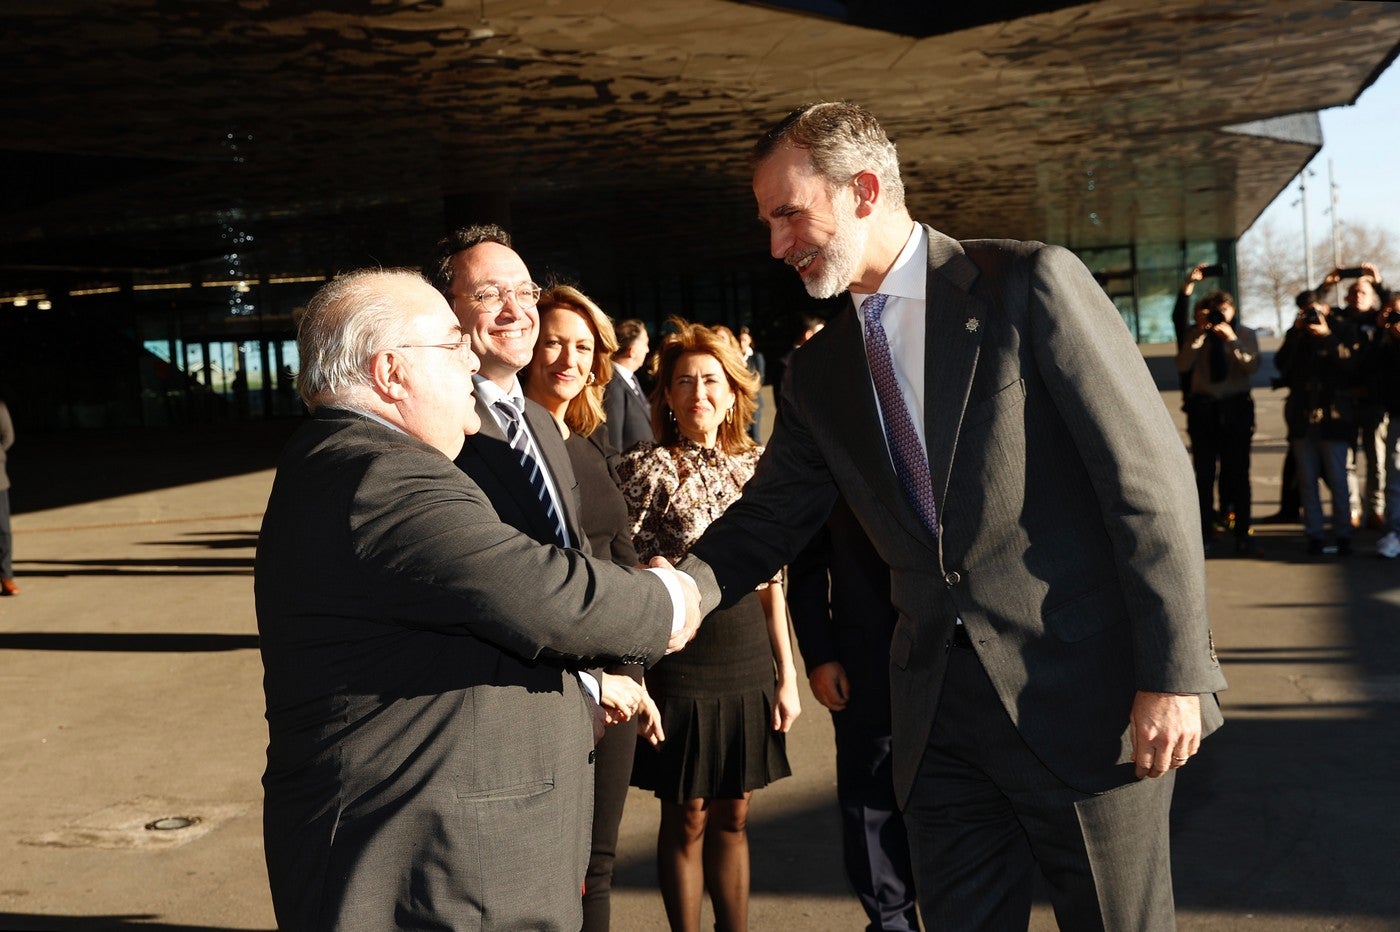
[394,339,474,353]
[461,282,542,314]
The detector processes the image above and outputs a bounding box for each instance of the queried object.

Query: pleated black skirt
[631,591,791,802]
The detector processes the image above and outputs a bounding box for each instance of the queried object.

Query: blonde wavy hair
[528,284,618,438]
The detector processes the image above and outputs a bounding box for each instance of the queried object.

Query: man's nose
[769,226,791,261]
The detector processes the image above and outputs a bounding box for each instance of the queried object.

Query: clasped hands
[649,556,703,655]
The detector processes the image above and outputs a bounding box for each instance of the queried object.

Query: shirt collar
[473,373,523,411]
[850,222,927,311]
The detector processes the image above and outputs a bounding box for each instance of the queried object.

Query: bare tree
[1313,222,1399,304]
[1238,218,1305,334]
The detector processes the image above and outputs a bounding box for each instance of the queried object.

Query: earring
[586,372,596,385]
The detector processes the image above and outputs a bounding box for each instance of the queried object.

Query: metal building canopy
[0,0,1396,291]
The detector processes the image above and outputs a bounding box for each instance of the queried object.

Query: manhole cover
[145,816,199,831]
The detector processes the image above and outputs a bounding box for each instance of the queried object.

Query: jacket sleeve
[350,449,673,667]
[1028,245,1222,694]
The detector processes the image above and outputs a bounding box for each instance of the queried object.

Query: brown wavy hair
[649,317,760,454]
[527,284,617,438]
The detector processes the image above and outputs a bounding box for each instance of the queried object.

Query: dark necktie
[863,293,939,536]
[493,398,569,547]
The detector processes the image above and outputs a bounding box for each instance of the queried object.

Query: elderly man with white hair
[255,268,701,932]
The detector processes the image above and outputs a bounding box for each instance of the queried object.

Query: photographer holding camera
[1320,264,1387,529]
[1275,291,1365,555]
[1176,288,1259,552]
[1363,291,1400,557]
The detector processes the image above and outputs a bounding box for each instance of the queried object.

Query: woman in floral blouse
[618,318,800,932]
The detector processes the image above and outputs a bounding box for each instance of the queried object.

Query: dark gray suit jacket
[687,226,1226,804]
[256,409,672,931]
[602,372,654,455]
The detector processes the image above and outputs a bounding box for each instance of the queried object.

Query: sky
[1241,56,1400,322]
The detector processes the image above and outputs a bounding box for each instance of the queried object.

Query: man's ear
[371,350,408,401]
[853,170,880,217]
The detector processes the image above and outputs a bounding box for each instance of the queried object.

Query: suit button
[944,570,962,587]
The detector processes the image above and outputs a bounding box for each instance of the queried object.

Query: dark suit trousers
[903,645,1176,931]
[583,714,638,931]
[831,706,920,931]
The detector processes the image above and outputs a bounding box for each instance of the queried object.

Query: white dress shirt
[852,222,929,463]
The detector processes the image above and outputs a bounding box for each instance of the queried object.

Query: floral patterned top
[618,439,765,566]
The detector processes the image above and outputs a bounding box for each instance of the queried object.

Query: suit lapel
[522,398,585,547]
[922,225,985,535]
[458,394,559,546]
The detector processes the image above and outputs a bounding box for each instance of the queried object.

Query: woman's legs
[658,798,709,932]
[703,794,752,932]
[656,794,754,932]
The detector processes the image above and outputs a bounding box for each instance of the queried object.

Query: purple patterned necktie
[863,293,939,536]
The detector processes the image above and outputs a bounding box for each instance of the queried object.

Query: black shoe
[1259,511,1300,525]
[1337,538,1353,557]
[1307,537,1326,555]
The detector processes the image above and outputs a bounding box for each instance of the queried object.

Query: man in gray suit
[256,269,701,931]
[683,103,1226,929]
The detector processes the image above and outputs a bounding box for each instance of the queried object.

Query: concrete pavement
[1,353,1398,930]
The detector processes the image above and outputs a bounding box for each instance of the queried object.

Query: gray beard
[802,209,868,299]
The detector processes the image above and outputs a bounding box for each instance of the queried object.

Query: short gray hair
[751,101,905,210]
[296,269,425,410]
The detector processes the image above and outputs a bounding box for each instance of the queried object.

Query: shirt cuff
[646,566,691,635]
[577,671,600,702]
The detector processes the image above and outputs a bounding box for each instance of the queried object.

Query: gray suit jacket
[687,227,1225,803]
[256,409,672,931]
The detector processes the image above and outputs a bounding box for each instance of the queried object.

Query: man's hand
[1213,321,1238,343]
[808,661,851,712]
[1130,691,1202,778]
[651,556,703,654]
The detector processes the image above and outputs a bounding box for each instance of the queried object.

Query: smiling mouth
[786,248,818,272]
[493,329,528,339]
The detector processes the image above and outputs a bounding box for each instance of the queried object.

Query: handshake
[648,556,706,655]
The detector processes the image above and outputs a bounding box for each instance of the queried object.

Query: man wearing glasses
[424,225,608,910]
[426,225,580,555]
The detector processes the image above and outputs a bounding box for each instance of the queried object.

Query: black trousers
[903,646,1176,931]
[1185,392,1255,537]
[831,702,920,931]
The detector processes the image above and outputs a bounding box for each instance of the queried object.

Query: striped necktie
[863,293,939,536]
[493,398,570,547]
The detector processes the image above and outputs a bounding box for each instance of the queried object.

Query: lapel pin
[965,317,980,333]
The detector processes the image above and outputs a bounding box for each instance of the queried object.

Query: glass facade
[1075,238,1239,345]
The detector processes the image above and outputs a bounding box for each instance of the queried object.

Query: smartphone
[1199,264,1225,278]
[1337,266,1368,279]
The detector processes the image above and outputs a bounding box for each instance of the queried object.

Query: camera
[1303,307,1323,325]
[1337,266,1367,279]
[1206,307,1225,326]
[1199,264,1225,278]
